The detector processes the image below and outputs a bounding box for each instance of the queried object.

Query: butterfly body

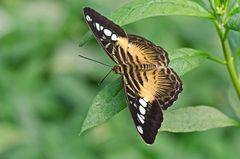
[83,7,182,144]
[113,63,157,74]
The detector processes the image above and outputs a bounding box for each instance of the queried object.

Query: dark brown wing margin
[83,7,128,63]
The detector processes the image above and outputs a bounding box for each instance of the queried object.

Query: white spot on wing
[143,97,148,102]
[137,113,144,124]
[137,125,143,134]
[95,23,100,31]
[139,106,146,115]
[140,114,145,120]
[86,15,92,21]
[133,103,137,108]
[100,26,104,30]
[127,93,135,98]
[102,35,106,39]
[104,29,112,36]
[104,43,111,49]
[111,34,117,41]
[139,98,147,107]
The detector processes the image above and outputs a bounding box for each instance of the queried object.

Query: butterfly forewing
[123,81,163,144]
[127,35,170,66]
[83,7,128,64]
[83,7,183,144]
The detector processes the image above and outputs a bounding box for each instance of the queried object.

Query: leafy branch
[79,0,240,135]
[215,21,240,97]
[211,0,240,97]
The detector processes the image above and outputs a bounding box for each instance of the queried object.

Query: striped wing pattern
[83,7,182,144]
[126,35,182,110]
[127,35,169,66]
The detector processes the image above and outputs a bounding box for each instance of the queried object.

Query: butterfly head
[112,65,122,74]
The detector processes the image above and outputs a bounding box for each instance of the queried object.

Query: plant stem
[207,55,226,65]
[214,21,240,98]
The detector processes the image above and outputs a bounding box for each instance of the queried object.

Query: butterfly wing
[139,67,182,110]
[123,81,163,144]
[125,35,182,110]
[115,34,169,66]
[121,35,182,144]
[122,64,182,144]
[83,7,128,64]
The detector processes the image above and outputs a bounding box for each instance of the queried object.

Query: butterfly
[83,7,182,144]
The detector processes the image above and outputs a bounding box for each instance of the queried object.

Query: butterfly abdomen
[138,64,157,71]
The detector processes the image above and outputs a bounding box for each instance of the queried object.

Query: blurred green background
[0,0,240,159]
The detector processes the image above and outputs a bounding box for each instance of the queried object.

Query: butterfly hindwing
[83,7,128,63]
[121,62,182,111]
[139,67,182,110]
[157,68,182,110]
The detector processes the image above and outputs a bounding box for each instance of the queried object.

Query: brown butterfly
[83,7,182,144]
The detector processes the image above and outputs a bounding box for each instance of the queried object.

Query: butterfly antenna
[78,54,112,67]
[98,69,112,86]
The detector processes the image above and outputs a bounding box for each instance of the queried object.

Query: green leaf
[161,106,237,132]
[79,0,212,46]
[169,48,209,76]
[228,30,240,75]
[228,30,240,54]
[226,13,240,32]
[194,0,214,15]
[111,0,212,26]
[229,4,240,16]
[228,86,240,119]
[79,48,210,135]
[79,31,93,47]
[79,78,126,135]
